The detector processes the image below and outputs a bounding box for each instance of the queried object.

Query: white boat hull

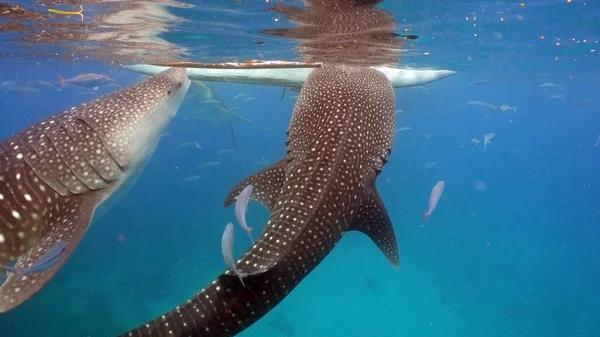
[125,60,457,88]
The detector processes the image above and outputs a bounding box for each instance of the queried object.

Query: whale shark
[0,67,190,312]
[120,64,399,336]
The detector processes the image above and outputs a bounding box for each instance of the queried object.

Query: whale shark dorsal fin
[348,186,400,267]
[224,159,286,212]
[0,195,101,312]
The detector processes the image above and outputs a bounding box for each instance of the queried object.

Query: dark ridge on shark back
[0,67,190,312]
[121,64,399,337]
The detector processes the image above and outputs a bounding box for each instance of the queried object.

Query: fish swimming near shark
[120,64,399,336]
[57,73,114,88]
[0,67,190,312]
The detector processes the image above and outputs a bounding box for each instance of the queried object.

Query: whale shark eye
[167,90,172,95]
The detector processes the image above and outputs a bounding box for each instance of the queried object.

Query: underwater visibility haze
[0,0,599,336]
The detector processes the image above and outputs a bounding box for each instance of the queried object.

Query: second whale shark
[0,67,190,312]
[121,64,399,336]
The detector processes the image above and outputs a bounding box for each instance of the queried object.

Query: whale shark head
[0,67,189,312]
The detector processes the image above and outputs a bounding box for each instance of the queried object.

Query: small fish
[395,109,404,114]
[252,160,270,167]
[217,148,235,155]
[574,99,592,106]
[28,80,55,88]
[201,99,221,105]
[470,138,480,146]
[180,141,202,150]
[500,104,517,113]
[466,100,485,106]
[221,223,246,286]
[483,132,495,150]
[423,181,445,225]
[58,73,113,88]
[595,134,600,147]
[546,94,565,100]
[5,86,40,95]
[233,93,248,100]
[235,185,255,244]
[198,161,221,168]
[423,161,436,169]
[395,126,411,132]
[2,241,67,279]
[469,79,491,85]
[182,175,202,183]
[539,82,560,89]
[241,97,255,103]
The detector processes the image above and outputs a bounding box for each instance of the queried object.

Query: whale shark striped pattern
[121,64,399,337]
[0,67,190,312]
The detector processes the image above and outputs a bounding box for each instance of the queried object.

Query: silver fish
[198,161,221,168]
[216,148,235,155]
[201,99,221,105]
[423,180,445,224]
[181,175,202,184]
[58,73,113,88]
[221,222,246,286]
[235,185,254,244]
[539,82,560,89]
[0,67,189,312]
[179,141,202,150]
[233,93,248,100]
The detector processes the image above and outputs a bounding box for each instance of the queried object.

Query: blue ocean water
[1,0,599,336]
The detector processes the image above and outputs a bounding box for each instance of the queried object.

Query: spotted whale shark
[121,64,399,336]
[0,67,190,312]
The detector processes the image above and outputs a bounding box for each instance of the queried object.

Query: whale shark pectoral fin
[348,186,400,267]
[224,159,287,212]
[0,195,100,313]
